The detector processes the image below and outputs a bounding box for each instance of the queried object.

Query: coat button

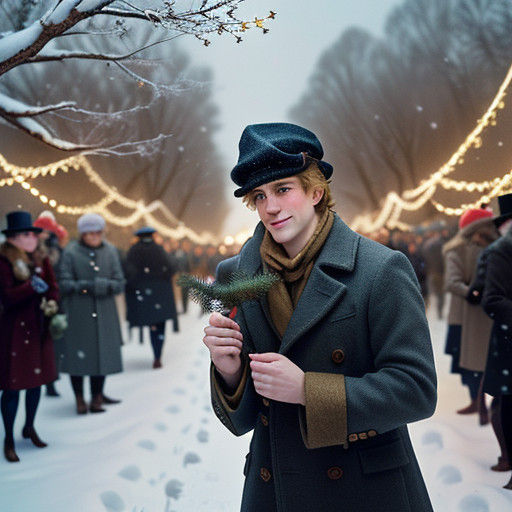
[327,466,343,480]
[260,467,271,482]
[358,432,368,440]
[332,349,345,364]
[262,398,270,407]
[348,433,358,443]
[261,415,269,426]
[368,430,377,437]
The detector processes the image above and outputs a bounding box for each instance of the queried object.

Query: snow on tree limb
[0,91,75,117]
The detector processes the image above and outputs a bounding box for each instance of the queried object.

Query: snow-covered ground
[1,302,512,512]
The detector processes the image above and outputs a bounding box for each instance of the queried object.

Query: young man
[203,123,437,511]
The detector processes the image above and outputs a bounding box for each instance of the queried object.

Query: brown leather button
[327,466,343,480]
[332,349,345,364]
[262,398,270,407]
[261,415,269,426]
[368,430,377,438]
[348,433,358,443]
[358,432,368,440]
[260,467,271,482]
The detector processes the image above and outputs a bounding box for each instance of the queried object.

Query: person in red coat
[0,211,59,463]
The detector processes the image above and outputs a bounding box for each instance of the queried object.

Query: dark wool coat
[0,244,58,390]
[124,240,178,330]
[211,215,437,512]
[482,230,512,397]
[58,240,125,376]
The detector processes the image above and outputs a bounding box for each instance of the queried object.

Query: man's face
[252,176,322,257]
[9,231,39,253]
[82,231,103,248]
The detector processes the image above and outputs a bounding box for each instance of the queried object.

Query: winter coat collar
[239,212,360,354]
[0,241,31,281]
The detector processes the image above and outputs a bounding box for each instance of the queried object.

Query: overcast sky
[179,0,401,237]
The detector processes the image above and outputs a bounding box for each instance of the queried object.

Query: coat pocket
[330,309,356,322]
[243,452,252,476]
[358,437,410,474]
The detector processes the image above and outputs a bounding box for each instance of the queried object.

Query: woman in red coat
[0,211,59,463]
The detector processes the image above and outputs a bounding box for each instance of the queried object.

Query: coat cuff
[211,358,249,412]
[300,372,348,449]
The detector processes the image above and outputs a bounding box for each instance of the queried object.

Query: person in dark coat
[481,193,512,488]
[203,123,437,511]
[125,227,178,368]
[406,241,428,306]
[0,211,59,462]
[58,213,125,414]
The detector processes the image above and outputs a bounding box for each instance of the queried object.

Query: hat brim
[233,160,333,198]
[2,226,42,236]
[493,212,512,227]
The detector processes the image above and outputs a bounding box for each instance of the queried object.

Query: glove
[40,298,59,317]
[31,275,49,294]
[49,314,68,340]
[94,277,110,296]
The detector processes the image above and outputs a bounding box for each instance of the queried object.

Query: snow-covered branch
[0,92,75,117]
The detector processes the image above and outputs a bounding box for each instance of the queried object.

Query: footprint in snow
[203,405,211,413]
[186,373,196,381]
[154,422,168,432]
[183,451,201,467]
[166,405,180,414]
[437,465,462,484]
[181,424,192,434]
[173,387,186,395]
[201,417,208,424]
[165,479,184,500]
[118,465,142,482]
[193,359,202,367]
[421,430,443,450]
[196,429,209,443]
[458,495,489,512]
[191,396,198,405]
[100,491,125,511]
[137,439,156,451]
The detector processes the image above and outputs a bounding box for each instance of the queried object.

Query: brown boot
[457,400,478,414]
[76,395,87,415]
[3,440,19,463]
[491,456,511,472]
[101,394,121,405]
[22,426,47,448]
[504,475,512,490]
[153,359,162,369]
[89,394,106,413]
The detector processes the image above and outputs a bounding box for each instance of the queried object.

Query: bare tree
[0,0,273,151]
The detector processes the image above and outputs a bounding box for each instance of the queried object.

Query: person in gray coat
[58,213,125,414]
[203,123,437,512]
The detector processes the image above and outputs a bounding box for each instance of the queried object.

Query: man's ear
[312,187,324,206]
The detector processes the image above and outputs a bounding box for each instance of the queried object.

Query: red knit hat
[33,216,58,233]
[459,208,494,230]
[55,224,68,242]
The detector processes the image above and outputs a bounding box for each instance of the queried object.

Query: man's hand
[203,312,244,389]
[249,353,305,405]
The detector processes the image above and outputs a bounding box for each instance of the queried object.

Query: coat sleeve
[0,259,38,307]
[482,248,512,328]
[42,256,59,303]
[444,249,469,297]
[94,246,125,296]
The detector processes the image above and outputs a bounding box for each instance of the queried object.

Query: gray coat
[211,215,437,512]
[58,240,125,376]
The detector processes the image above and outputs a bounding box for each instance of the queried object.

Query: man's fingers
[203,336,243,349]
[209,312,241,331]
[204,326,243,341]
[249,360,277,374]
[249,352,280,363]
[214,345,242,357]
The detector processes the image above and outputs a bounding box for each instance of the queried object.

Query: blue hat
[231,123,333,197]
[2,211,42,236]
[77,213,106,234]
[135,226,156,236]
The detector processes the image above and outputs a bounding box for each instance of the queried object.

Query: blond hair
[243,163,335,214]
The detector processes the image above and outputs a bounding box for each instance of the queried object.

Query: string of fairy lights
[351,62,512,233]
[1,61,511,238]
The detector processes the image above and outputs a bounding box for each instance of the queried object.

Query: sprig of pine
[177,271,280,312]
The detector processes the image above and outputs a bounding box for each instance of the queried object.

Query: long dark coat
[211,215,437,512]
[0,243,58,390]
[482,230,512,396]
[124,240,178,330]
[58,240,125,376]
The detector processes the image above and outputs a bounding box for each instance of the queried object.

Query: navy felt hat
[2,211,42,236]
[231,123,333,197]
[135,226,156,236]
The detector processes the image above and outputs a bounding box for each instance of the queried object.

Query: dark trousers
[150,322,166,360]
[502,394,512,462]
[1,387,41,444]
[70,375,106,398]
[461,369,482,400]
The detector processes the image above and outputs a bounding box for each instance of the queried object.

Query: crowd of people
[0,209,233,462]
[1,195,511,492]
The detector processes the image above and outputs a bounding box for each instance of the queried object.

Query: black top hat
[230,123,333,197]
[2,211,43,237]
[493,193,512,227]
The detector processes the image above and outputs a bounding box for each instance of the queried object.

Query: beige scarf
[260,209,334,337]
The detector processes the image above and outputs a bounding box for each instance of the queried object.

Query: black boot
[102,394,121,405]
[46,382,60,397]
[22,426,47,448]
[89,394,106,413]
[3,440,19,462]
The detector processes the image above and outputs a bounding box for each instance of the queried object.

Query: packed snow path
[1,303,512,511]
